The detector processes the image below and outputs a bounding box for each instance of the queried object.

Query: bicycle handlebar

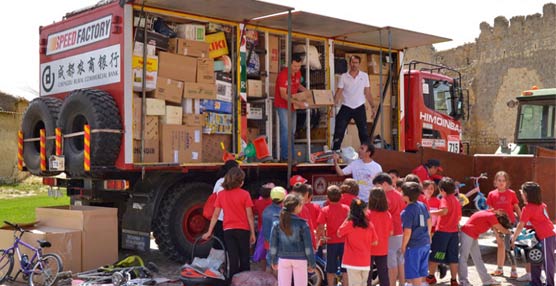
[3,221,27,238]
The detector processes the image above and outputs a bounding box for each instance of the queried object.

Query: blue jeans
[276,107,296,161]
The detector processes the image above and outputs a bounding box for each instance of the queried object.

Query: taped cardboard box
[146,98,166,116]
[183,82,216,100]
[182,98,201,115]
[35,206,117,271]
[158,52,197,83]
[160,124,203,163]
[368,54,390,75]
[312,90,334,106]
[133,138,159,163]
[202,134,231,162]
[176,24,205,41]
[292,90,314,110]
[153,77,184,104]
[268,35,280,73]
[132,96,160,139]
[0,225,82,277]
[169,38,209,58]
[247,79,263,97]
[197,58,215,84]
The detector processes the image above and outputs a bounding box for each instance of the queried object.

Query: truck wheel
[21,97,62,176]
[153,182,213,262]
[57,89,121,177]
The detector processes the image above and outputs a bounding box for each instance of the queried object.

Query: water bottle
[21,254,29,268]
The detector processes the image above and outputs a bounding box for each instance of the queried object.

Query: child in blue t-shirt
[401,182,432,286]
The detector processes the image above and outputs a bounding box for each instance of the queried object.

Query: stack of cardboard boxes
[133,23,235,164]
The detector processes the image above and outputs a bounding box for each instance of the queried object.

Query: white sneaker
[482,279,501,286]
[516,273,531,282]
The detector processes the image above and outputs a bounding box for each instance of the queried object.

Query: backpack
[202,193,218,220]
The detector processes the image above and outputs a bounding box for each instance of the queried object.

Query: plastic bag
[252,233,266,262]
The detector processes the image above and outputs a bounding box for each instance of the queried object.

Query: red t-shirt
[427,197,441,209]
[461,210,499,239]
[436,194,462,232]
[338,219,378,268]
[274,67,302,109]
[368,210,392,256]
[307,202,322,229]
[298,204,317,248]
[486,189,519,223]
[418,193,430,210]
[412,165,431,182]
[253,197,272,231]
[386,189,405,235]
[317,203,350,244]
[215,188,254,231]
[340,193,358,207]
[520,203,556,240]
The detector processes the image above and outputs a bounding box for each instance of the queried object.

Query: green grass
[0,181,69,225]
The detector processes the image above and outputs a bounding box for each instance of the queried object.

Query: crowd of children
[202,160,555,286]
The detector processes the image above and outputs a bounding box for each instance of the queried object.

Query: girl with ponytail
[270,193,316,286]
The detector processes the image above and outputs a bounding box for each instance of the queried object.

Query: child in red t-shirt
[486,171,521,278]
[253,183,275,231]
[340,178,359,207]
[338,198,378,286]
[427,177,462,286]
[423,180,441,232]
[202,167,255,276]
[317,185,350,286]
[306,184,322,230]
[368,187,393,286]
[511,182,555,286]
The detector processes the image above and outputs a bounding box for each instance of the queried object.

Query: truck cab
[400,61,465,153]
[512,87,556,153]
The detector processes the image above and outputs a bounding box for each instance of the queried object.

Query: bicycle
[0,221,63,286]
[467,172,488,211]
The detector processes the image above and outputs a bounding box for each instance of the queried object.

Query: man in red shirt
[274,55,308,162]
[412,159,443,183]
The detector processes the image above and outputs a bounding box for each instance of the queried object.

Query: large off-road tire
[21,97,62,176]
[57,89,122,177]
[153,182,213,262]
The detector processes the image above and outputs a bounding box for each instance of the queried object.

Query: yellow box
[132,55,158,91]
[205,32,229,59]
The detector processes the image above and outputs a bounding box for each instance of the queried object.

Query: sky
[0,0,551,100]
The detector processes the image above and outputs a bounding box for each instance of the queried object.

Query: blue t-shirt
[401,201,430,248]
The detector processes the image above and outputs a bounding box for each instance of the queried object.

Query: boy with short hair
[317,185,350,286]
[401,182,431,286]
[340,178,359,206]
[427,177,462,286]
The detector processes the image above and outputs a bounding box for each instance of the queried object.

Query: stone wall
[405,3,556,154]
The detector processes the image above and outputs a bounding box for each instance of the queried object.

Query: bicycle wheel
[29,253,63,286]
[0,249,14,283]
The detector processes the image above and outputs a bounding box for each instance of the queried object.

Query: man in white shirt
[332,55,372,150]
[333,142,382,202]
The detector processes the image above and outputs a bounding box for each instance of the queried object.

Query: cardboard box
[132,55,158,92]
[133,97,160,139]
[135,28,169,50]
[133,138,159,163]
[183,82,217,100]
[160,125,202,163]
[154,77,184,104]
[158,52,197,83]
[368,54,390,75]
[312,90,334,106]
[146,98,166,116]
[163,105,183,125]
[133,41,156,56]
[345,53,368,73]
[247,104,263,120]
[205,32,229,59]
[0,225,82,276]
[35,206,117,271]
[197,58,215,83]
[200,100,232,114]
[182,98,200,115]
[248,79,263,97]
[292,90,314,109]
[202,134,231,162]
[268,72,278,97]
[169,38,209,58]
[176,24,206,41]
[268,35,280,73]
[203,112,232,134]
[368,75,390,107]
[183,114,205,127]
